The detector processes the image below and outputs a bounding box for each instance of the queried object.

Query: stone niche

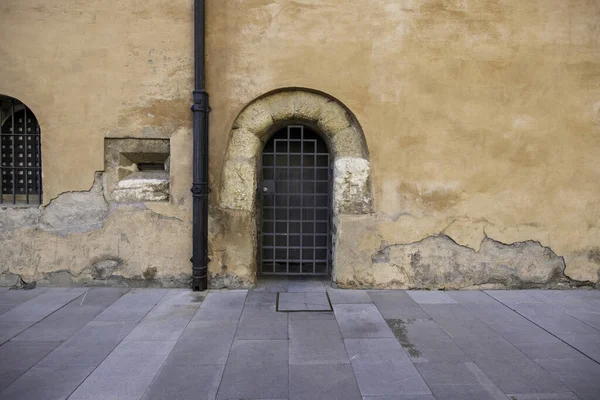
[104,138,170,202]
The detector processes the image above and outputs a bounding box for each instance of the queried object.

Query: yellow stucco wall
[1,0,599,287]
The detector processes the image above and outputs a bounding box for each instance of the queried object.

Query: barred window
[0,95,42,205]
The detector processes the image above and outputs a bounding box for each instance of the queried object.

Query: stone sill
[112,171,169,203]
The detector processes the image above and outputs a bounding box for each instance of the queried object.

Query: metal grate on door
[260,125,331,276]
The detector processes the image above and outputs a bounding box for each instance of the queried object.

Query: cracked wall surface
[1,0,600,289]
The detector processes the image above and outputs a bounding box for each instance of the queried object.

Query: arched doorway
[260,125,331,276]
[216,88,372,287]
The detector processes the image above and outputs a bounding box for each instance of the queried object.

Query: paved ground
[0,280,599,400]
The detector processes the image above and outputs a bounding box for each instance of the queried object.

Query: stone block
[218,159,256,211]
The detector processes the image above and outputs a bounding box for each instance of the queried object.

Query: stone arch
[218,88,372,215]
[213,88,372,286]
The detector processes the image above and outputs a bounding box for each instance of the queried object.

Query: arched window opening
[0,95,42,205]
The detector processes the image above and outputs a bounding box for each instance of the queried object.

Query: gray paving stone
[0,288,87,323]
[290,364,362,400]
[416,361,501,387]
[564,310,600,330]
[391,319,469,363]
[69,339,176,400]
[327,288,372,304]
[156,288,205,307]
[0,321,34,345]
[485,290,543,305]
[235,304,288,339]
[506,393,579,399]
[535,357,600,400]
[0,365,94,400]
[142,364,224,400]
[37,320,136,367]
[368,291,429,319]
[0,341,60,391]
[0,287,48,306]
[289,311,336,320]
[216,340,288,399]
[253,277,288,292]
[472,355,571,394]
[245,291,278,306]
[555,332,600,363]
[334,304,394,339]
[407,290,457,304]
[193,291,247,321]
[514,339,587,360]
[362,396,436,400]
[419,303,499,339]
[0,305,13,316]
[76,287,129,307]
[12,304,106,342]
[278,292,331,311]
[165,320,238,365]
[427,384,509,400]
[287,279,326,292]
[289,318,348,365]
[124,305,196,341]
[345,338,431,396]
[94,288,169,322]
[510,303,599,337]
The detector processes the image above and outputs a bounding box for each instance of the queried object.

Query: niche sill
[112,171,169,202]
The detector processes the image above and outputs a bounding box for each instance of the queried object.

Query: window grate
[0,95,42,205]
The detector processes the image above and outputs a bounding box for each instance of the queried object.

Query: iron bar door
[260,125,331,276]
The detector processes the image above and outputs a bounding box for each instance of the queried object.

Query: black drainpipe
[191,0,210,291]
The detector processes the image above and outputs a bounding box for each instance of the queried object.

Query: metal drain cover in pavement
[277,292,332,312]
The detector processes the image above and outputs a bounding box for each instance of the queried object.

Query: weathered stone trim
[215,88,373,287]
[218,88,373,215]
